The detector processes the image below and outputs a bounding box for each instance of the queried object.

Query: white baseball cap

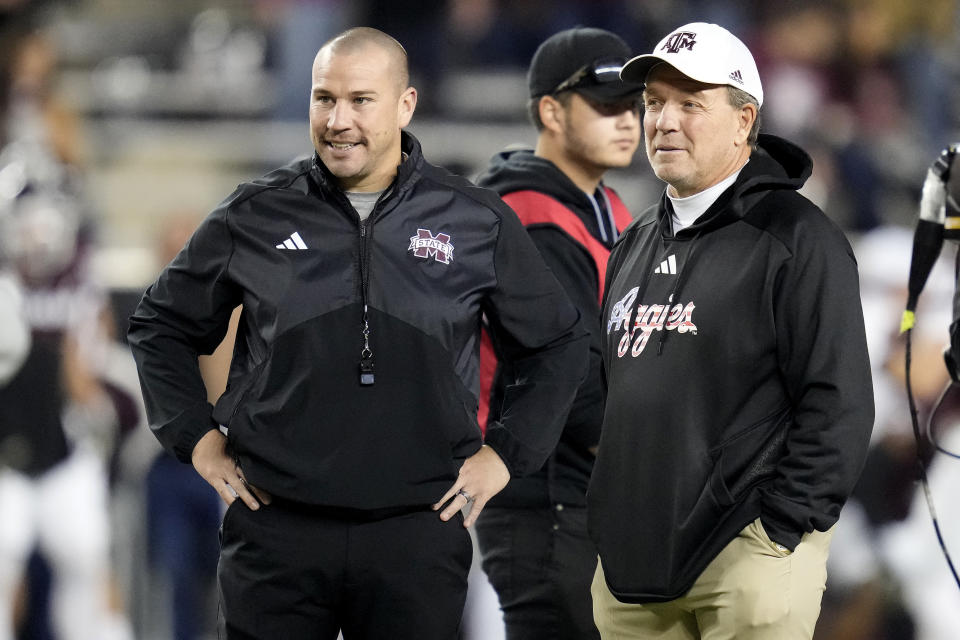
[621,22,763,107]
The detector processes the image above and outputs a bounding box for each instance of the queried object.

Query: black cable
[904,327,960,589]
[927,380,960,460]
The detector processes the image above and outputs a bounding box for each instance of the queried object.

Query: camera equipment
[901,143,960,590]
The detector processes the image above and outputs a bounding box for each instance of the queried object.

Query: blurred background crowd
[0,0,959,639]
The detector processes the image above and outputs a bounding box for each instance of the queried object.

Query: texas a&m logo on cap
[408,228,454,264]
[661,31,697,54]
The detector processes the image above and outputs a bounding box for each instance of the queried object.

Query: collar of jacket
[479,148,608,213]
[310,130,424,199]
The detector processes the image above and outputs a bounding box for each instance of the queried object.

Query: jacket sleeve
[526,226,604,451]
[127,206,242,463]
[760,213,875,549]
[481,207,590,477]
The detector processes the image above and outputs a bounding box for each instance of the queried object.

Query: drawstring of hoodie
[623,234,663,344]
[598,187,619,243]
[619,200,705,356]
[657,230,701,355]
[587,187,619,245]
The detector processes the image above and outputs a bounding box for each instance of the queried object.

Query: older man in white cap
[587,22,874,639]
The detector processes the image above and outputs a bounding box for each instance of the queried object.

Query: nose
[327,101,350,130]
[654,103,679,132]
[616,106,640,129]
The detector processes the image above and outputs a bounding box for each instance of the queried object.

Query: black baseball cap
[528,27,643,103]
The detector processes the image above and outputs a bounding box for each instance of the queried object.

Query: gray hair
[726,86,761,148]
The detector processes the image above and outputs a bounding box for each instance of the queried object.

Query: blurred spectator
[0,12,133,640]
[842,0,955,154]
[443,0,577,68]
[751,2,883,232]
[439,0,653,79]
[881,400,960,640]
[258,0,355,120]
[0,269,30,386]
[361,0,448,110]
[812,226,956,640]
[752,0,959,232]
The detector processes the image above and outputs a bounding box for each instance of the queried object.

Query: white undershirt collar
[668,165,745,232]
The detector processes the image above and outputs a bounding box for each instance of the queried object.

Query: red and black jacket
[476,149,632,507]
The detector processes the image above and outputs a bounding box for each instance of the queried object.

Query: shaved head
[317,27,409,93]
[309,27,417,192]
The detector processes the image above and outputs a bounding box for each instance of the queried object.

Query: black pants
[217,500,472,639]
[475,505,600,640]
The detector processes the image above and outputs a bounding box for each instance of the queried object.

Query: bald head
[308,26,417,192]
[317,27,409,93]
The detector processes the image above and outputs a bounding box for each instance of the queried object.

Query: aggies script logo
[408,229,454,264]
[661,31,697,54]
[607,286,697,357]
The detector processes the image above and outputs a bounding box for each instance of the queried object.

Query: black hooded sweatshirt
[476,149,632,507]
[589,134,874,602]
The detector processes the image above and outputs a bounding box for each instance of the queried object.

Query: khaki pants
[592,518,834,640]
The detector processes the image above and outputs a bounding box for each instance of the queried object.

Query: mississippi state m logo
[409,229,454,264]
[661,31,697,54]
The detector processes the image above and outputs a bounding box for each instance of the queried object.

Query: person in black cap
[473,27,643,640]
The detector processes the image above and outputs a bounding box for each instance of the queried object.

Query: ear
[735,102,757,146]
[538,95,566,134]
[398,86,417,129]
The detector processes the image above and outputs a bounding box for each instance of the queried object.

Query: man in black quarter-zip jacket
[128,27,588,640]
[588,22,874,640]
